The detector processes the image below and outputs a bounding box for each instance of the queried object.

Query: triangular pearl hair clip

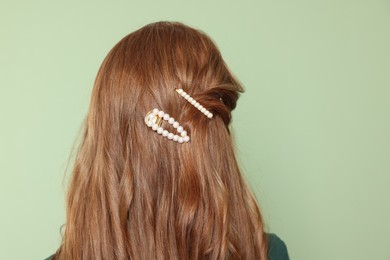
[175,89,213,119]
[145,108,190,143]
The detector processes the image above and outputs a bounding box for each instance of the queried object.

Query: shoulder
[44,255,53,260]
[267,233,290,260]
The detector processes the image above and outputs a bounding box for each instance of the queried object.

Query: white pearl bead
[207,113,213,118]
[194,103,200,108]
[184,94,189,99]
[188,97,193,102]
[146,107,193,143]
[200,107,206,113]
[181,92,186,97]
[198,105,203,110]
[177,89,183,94]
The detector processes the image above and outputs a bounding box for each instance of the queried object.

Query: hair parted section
[52,21,268,260]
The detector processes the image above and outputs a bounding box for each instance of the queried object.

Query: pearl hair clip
[145,108,190,143]
[175,89,213,119]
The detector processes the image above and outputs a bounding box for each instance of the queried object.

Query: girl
[47,21,289,260]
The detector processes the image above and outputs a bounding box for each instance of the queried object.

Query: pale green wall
[1,1,389,259]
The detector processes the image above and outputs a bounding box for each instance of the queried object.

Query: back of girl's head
[54,21,267,260]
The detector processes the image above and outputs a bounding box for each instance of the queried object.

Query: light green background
[1,1,389,259]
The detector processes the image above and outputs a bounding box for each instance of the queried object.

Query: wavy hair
[52,21,268,260]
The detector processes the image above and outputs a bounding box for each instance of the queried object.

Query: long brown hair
[53,21,268,260]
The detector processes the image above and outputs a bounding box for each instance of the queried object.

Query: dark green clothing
[45,233,289,260]
[267,233,290,260]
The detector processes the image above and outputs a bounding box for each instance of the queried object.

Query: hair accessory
[145,108,190,143]
[175,89,213,119]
